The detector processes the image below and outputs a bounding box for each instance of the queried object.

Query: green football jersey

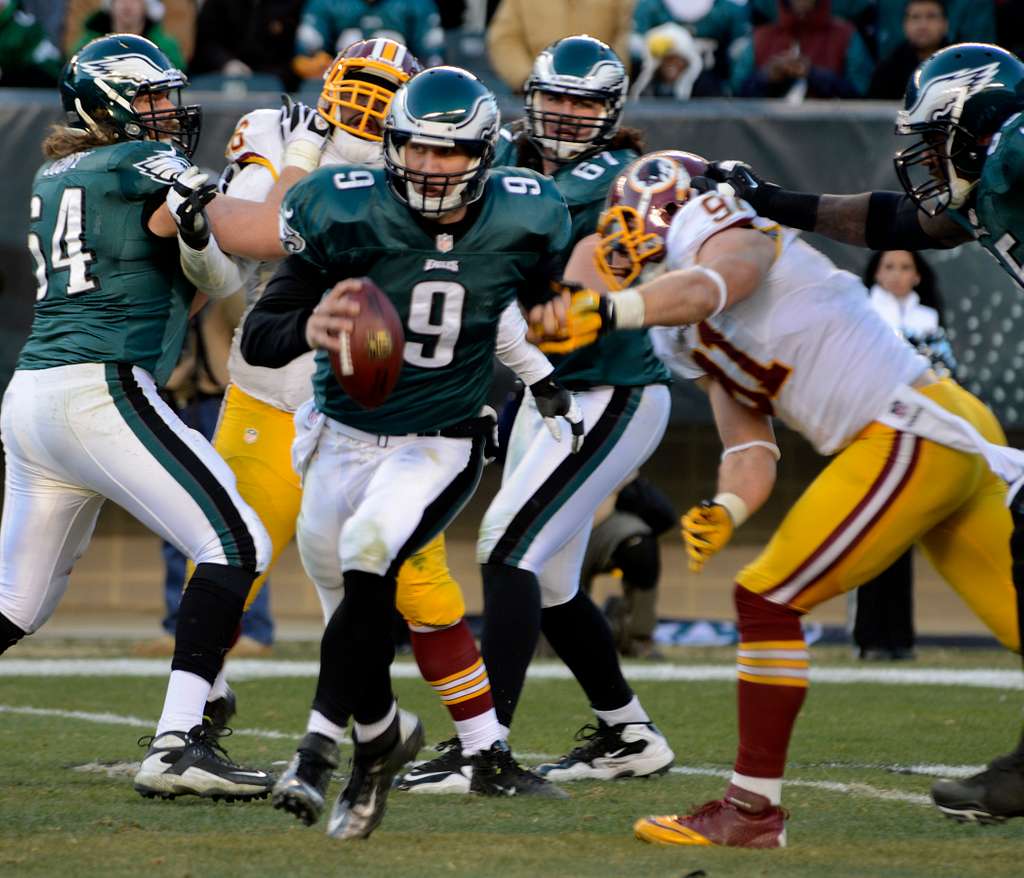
[494,126,670,391]
[17,140,195,385]
[949,111,1024,288]
[282,165,572,433]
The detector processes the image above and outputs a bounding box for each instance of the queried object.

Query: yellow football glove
[681,501,735,573]
[537,287,610,355]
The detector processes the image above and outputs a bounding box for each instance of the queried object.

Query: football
[328,277,405,409]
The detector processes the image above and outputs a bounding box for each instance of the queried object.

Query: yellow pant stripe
[737,657,810,669]
[738,640,807,651]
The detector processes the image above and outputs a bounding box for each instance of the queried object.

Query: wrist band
[721,440,781,462]
[713,491,749,528]
[283,139,321,173]
[692,265,728,318]
[610,288,645,329]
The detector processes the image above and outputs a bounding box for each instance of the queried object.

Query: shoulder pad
[281,165,386,266]
[224,108,284,179]
[665,191,758,269]
[485,167,571,246]
[111,141,192,198]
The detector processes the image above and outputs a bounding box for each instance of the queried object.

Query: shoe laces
[187,725,240,766]
[565,722,620,761]
[433,736,460,754]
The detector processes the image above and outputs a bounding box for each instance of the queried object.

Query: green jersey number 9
[404,281,465,368]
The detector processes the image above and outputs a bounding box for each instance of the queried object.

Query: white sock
[208,666,230,701]
[354,700,398,744]
[307,709,347,745]
[315,583,344,623]
[498,723,511,741]
[455,707,502,755]
[594,695,650,727]
[155,670,212,737]
[731,772,782,806]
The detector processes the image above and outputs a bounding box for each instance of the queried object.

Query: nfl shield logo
[436,233,454,253]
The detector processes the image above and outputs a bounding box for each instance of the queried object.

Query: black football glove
[166,166,218,250]
[530,375,585,453]
[705,160,780,214]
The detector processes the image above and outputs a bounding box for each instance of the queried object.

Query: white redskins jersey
[220,109,384,413]
[656,191,929,454]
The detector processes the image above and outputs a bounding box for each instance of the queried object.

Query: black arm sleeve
[240,255,328,368]
[864,191,946,251]
[518,248,569,309]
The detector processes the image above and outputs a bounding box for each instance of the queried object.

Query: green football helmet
[524,35,628,164]
[60,33,201,157]
[383,66,499,215]
[894,42,1024,215]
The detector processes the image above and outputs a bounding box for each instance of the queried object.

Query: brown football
[328,277,405,409]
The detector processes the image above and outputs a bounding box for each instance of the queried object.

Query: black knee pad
[192,562,257,600]
[0,612,27,655]
[611,533,660,591]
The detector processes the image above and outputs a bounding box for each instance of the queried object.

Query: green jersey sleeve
[986,112,1024,196]
[111,141,192,201]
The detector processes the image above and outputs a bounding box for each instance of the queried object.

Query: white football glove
[280,94,331,172]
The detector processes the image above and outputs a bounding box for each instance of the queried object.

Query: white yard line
[1,658,1020,688]
[2,703,962,809]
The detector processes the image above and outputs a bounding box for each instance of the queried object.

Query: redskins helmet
[60,33,200,156]
[318,38,422,144]
[595,150,707,290]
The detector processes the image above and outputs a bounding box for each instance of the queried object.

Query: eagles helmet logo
[132,148,191,184]
[79,52,174,83]
[280,207,306,255]
[902,61,1001,124]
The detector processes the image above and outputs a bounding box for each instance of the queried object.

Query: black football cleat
[203,686,237,736]
[133,724,273,801]
[470,739,568,798]
[272,732,340,826]
[932,749,1024,824]
[326,709,424,840]
[396,736,473,794]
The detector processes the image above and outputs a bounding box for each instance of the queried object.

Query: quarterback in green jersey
[704,42,1024,825]
[241,66,580,839]
[397,36,676,796]
[0,34,276,802]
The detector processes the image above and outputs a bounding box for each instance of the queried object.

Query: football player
[703,41,1024,825]
[206,39,575,798]
[398,35,677,793]
[0,35,276,801]
[240,66,580,839]
[552,149,1024,847]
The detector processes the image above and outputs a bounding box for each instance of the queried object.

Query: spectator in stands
[731,0,873,100]
[875,0,994,64]
[995,0,1024,60]
[292,0,443,81]
[0,0,62,86]
[20,0,65,46]
[852,250,947,662]
[868,0,948,100]
[631,21,726,98]
[191,0,304,91]
[73,0,184,70]
[486,0,633,93]
[631,0,749,86]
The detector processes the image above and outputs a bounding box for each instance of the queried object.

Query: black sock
[313,570,397,726]
[172,563,255,682]
[480,562,541,729]
[0,612,26,656]
[542,590,634,712]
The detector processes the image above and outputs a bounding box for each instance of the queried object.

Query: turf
[1,648,1022,878]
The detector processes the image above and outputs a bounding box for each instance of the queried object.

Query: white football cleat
[536,720,674,781]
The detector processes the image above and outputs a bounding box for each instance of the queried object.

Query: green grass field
[1,645,1022,878]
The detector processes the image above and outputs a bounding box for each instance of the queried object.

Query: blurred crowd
[3,0,1022,101]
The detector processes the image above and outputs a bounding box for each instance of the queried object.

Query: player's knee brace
[611,533,660,591]
[0,612,27,655]
[171,563,256,681]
